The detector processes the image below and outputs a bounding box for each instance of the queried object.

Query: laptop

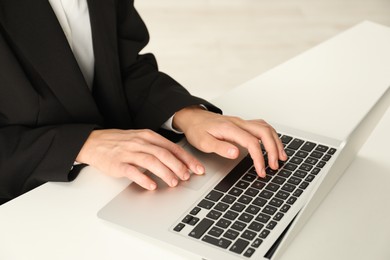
[97,21,390,260]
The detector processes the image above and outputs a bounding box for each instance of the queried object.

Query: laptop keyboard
[173,134,337,258]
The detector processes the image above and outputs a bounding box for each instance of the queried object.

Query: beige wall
[136,0,390,100]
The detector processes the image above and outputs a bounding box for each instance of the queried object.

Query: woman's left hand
[173,106,288,177]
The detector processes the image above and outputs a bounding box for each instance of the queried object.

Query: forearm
[0,124,97,202]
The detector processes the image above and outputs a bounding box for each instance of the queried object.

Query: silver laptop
[98,22,390,260]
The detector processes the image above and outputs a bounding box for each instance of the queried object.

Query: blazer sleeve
[115,0,222,131]
[0,124,96,204]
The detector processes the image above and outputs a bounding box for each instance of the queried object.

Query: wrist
[173,105,207,132]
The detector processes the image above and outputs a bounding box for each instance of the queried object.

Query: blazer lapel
[88,0,134,128]
[0,0,103,124]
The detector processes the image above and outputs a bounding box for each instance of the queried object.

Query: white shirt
[49,0,94,89]
[48,0,180,132]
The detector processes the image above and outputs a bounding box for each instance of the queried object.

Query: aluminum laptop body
[97,21,390,260]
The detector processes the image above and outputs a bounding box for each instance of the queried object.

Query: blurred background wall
[135,0,390,100]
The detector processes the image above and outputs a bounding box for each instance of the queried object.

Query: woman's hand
[173,106,287,177]
[76,129,205,190]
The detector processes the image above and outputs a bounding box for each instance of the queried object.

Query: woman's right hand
[76,129,205,190]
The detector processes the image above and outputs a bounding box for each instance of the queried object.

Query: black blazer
[0,0,220,203]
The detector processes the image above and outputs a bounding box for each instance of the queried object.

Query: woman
[0,0,286,204]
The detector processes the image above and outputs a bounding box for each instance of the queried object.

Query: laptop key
[224,210,239,221]
[214,202,229,212]
[275,190,289,200]
[266,221,277,230]
[232,221,247,231]
[207,210,222,220]
[281,183,296,193]
[251,181,266,190]
[265,183,280,192]
[245,205,261,215]
[190,207,201,216]
[259,229,270,239]
[259,190,273,199]
[317,161,327,168]
[174,223,185,232]
[290,156,303,165]
[280,204,291,213]
[279,169,292,178]
[230,238,250,254]
[262,205,277,215]
[252,238,263,248]
[189,218,214,239]
[241,229,257,241]
[198,199,215,210]
[269,198,283,208]
[293,189,303,197]
[238,195,253,205]
[287,138,304,150]
[281,135,293,144]
[299,181,310,190]
[231,202,246,212]
[248,221,264,232]
[208,227,224,237]
[221,195,236,204]
[229,187,244,197]
[206,190,224,202]
[285,148,295,157]
[256,213,271,223]
[236,180,250,190]
[296,150,309,158]
[252,197,267,207]
[287,196,297,205]
[315,145,329,153]
[301,141,316,152]
[244,248,256,258]
[273,212,284,221]
[216,218,232,229]
[189,217,200,226]
[272,176,286,185]
[202,235,232,249]
[245,188,259,197]
[238,213,254,223]
[310,151,324,159]
[224,229,240,240]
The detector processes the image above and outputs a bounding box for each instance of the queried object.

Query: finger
[205,123,267,177]
[124,152,180,188]
[167,144,206,176]
[233,119,283,170]
[131,141,192,181]
[272,131,288,161]
[195,132,240,160]
[120,163,157,190]
[138,130,205,176]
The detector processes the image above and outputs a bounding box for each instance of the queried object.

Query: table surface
[1,21,389,260]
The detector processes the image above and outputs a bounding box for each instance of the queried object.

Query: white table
[1,21,389,260]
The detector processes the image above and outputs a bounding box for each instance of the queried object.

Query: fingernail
[149,183,157,190]
[282,150,288,158]
[228,148,237,158]
[196,165,205,175]
[261,168,266,178]
[274,158,279,169]
[171,178,179,187]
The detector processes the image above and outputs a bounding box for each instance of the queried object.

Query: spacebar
[214,156,253,192]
